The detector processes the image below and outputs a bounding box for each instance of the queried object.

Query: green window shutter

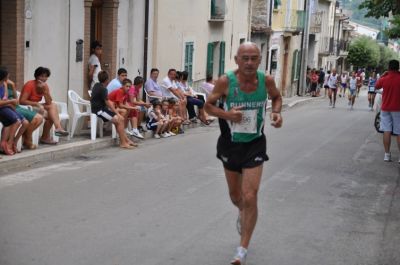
[219,41,225,76]
[296,51,301,80]
[291,50,301,82]
[207,42,214,77]
[291,50,297,82]
[184,42,194,83]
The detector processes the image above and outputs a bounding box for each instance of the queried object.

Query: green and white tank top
[223,70,268,143]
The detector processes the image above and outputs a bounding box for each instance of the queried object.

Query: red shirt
[108,88,127,105]
[128,85,140,100]
[311,73,318,83]
[375,71,400,111]
[21,80,46,102]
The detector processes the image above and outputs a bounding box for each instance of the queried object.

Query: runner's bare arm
[204,76,243,123]
[266,75,283,128]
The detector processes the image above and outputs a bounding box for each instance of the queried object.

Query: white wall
[118,0,145,80]
[151,0,249,81]
[24,0,71,102]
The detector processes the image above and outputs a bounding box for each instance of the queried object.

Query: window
[274,0,281,10]
[210,0,226,20]
[184,42,194,83]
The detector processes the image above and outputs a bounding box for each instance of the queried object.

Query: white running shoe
[168,131,176,136]
[154,134,161,139]
[125,128,134,136]
[230,246,247,265]
[384,153,391,162]
[131,129,144,139]
[161,132,170,138]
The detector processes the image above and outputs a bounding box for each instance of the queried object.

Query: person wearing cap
[88,40,102,90]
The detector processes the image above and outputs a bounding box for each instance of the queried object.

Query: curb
[0,138,115,175]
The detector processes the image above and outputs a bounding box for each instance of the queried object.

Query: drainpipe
[142,0,150,101]
[67,0,71,106]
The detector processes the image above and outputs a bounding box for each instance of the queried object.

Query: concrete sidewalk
[0,95,320,174]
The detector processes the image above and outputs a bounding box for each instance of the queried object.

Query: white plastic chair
[69,90,116,140]
[68,90,92,139]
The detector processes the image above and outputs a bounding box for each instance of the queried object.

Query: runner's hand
[270,112,282,128]
[228,106,244,123]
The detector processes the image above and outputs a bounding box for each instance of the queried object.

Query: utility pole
[298,0,312,96]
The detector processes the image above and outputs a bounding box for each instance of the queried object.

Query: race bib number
[368,86,375,92]
[231,109,258,134]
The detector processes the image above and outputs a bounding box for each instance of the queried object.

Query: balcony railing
[310,11,323,34]
[210,0,226,21]
[319,37,334,55]
[337,40,350,56]
[283,9,305,33]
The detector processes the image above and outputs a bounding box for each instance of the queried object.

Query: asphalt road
[0,92,399,265]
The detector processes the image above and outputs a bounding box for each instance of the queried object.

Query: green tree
[348,36,380,69]
[359,0,400,38]
[378,44,400,71]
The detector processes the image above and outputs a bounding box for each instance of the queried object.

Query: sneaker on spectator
[168,131,176,136]
[161,132,170,138]
[384,152,391,162]
[190,117,198,123]
[131,129,144,139]
[154,134,161,139]
[230,246,247,265]
[125,128,134,136]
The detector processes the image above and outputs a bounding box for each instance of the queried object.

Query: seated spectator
[90,71,136,149]
[0,67,28,155]
[200,74,215,95]
[146,99,169,139]
[161,69,187,120]
[19,66,69,145]
[127,76,152,138]
[107,68,128,94]
[144,68,163,100]
[168,98,184,134]
[6,77,43,150]
[179,71,210,125]
[108,79,140,141]
[160,99,176,136]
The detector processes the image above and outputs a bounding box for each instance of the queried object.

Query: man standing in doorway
[375,60,400,162]
[88,40,102,90]
[204,42,283,265]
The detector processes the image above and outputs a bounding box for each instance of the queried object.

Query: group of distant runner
[308,67,380,110]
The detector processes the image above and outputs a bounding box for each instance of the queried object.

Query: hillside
[340,0,382,30]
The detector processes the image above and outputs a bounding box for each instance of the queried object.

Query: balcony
[310,11,323,34]
[209,0,226,22]
[319,37,334,55]
[283,9,305,35]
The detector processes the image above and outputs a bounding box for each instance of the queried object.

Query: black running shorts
[216,134,269,173]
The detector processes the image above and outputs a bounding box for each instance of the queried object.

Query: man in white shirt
[161,69,187,118]
[88,41,102,89]
[107,68,128,93]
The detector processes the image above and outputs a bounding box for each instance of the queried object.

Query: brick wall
[0,0,24,89]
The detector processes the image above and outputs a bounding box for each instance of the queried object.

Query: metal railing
[283,9,305,33]
[310,11,323,34]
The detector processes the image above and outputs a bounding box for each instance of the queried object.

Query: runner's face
[235,46,261,76]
